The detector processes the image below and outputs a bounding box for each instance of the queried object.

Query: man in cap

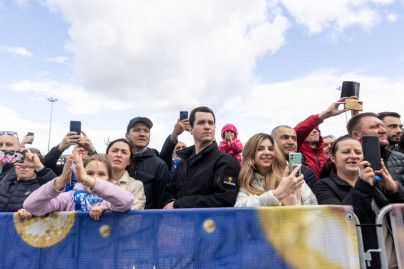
[126,117,170,209]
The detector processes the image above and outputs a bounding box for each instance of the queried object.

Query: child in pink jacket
[218,123,243,166]
[22,152,133,221]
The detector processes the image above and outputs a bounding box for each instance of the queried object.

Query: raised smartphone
[26,132,34,144]
[70,121,81,135]
[180,111,188,120]
[340,81,360,98]
[289,152,302,176]
[362,135,382,171]
[0,150,25,163]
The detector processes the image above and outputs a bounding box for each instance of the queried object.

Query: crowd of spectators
[1,98,404,268]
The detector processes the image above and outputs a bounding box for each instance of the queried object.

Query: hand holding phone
[289,152,302,177]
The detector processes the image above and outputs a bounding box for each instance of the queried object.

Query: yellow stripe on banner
[257,205,359,269]
[14,211,76,248]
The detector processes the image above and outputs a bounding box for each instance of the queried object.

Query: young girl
[22,152,134,221]
[234,133,317,207]
[218,124,243,166]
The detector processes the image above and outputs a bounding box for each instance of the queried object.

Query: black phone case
[180,111,188,120]
[341,81,360,98]
[362,136,382,170]
[70,121,81,135]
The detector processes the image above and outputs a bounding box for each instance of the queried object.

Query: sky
[1,0,404,155]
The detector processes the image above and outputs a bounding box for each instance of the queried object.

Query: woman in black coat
[314,135,404,269]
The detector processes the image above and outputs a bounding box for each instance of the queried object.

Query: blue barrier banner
[0,206,359,268]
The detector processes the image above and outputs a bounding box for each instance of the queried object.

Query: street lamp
[47,98,58,152]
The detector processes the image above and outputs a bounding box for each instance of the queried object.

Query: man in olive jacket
[164,106,240,209]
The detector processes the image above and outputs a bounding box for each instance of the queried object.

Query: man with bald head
[347,112,404,183]
[0,131,20,182]
[271,125,318,189]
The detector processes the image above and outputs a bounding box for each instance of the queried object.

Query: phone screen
[180,111,188,120]
[27,132,34,136]
[70,121,81,135]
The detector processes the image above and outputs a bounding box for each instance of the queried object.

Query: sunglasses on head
[0,131,18,136]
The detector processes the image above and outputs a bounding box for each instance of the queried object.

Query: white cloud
[40,0,290,115]
[280,0,393,35]
[45,56,69,64]
[13,0,30,8]
[8,79,134,114]
[0,46,32,57]
[386,12,398,23]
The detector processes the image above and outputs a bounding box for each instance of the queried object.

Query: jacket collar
[177,141,218,160]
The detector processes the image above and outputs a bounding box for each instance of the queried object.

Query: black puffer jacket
[129,148,170,209]
[0,168,56,212]
[383,148,404,184]
[314,171,404,268]
[165,141,240,208]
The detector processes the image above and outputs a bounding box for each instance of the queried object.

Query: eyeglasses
[0,131,18,136]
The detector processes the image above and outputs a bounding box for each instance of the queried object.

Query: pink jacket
[23,178,134,216]
[218,123,243,166]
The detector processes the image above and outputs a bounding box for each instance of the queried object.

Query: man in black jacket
[126,117,170,209]
[164,106,240,209]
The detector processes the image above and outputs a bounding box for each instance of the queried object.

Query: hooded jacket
[129,147,170,209]
[165,141,240,208]
[218,124,243,166]
[294,114,328,178]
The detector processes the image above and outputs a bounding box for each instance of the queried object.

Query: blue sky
[1,0,404,154]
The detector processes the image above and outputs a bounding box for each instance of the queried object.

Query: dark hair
[105,138,133,171]
[346,112,379,135]
[398,133,404,153]
[377,112,401,121]
[83,155,113,180]
[321,135,360,178]
[189,106,215,127]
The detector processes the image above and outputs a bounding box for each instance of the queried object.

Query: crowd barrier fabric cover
[0,205,359,269]
[388,204,404,269]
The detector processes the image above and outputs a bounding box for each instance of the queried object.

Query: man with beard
[348,112,404,183]
[271,125,318,189]
[378,112,403,151]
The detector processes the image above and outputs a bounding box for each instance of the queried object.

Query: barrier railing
[374,204,404,269]
[0,206,360,269]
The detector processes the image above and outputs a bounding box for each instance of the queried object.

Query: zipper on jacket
[314,149,321,174]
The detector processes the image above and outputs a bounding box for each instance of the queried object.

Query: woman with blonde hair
[235,133,317,207]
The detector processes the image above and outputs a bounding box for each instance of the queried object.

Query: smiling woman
[314,135,404,268]
[234,133,317,207]
[106,138,146,210]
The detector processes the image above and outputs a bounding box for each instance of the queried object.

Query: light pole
[47,98,58,152]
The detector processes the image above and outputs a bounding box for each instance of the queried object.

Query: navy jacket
[165,141,240,208]
[129,148,170,209]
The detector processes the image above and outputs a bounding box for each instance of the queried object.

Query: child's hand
[89,205,108,220]
[17,208,33,220]
[73,152,95,188]
[54,156,73,191]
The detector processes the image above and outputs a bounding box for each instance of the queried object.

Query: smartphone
[289,152,302,176]
[362,136,382,170]
[0,150,25,163]
[180,111,188,120]
[340,81,360,98]
[26,132,34,144]
[70,121,81,135]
